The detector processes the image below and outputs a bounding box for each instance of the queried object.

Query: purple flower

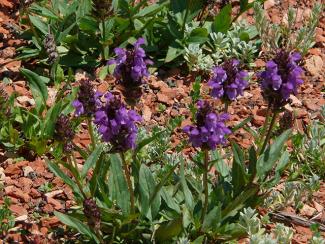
[208,59,248,102]
[108,38,152,86]
[94,93,141,152]
[259,51,304,109]
[55,115,75,152]
[183,100,231,150]
[72,79,99,117]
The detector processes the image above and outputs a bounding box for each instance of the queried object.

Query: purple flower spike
[208,59,248,102]
[108,38,152,86]
[94,93,141,152]
[183,100,230,150]
[259,50,304,110]
[72,79,99,117]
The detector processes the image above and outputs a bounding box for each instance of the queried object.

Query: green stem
[200,150,209,226]
[87,118,96,151]
[120,152,135,213]
[258,105,271,147]
[101,19,106,61]
[68,156,87,199]
[260,111,278,154]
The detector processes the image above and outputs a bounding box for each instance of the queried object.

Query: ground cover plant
[0,0,324,243]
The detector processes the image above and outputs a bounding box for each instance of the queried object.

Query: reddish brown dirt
[0,0,324,242]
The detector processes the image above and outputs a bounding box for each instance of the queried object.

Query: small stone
[290,95,302,106]
[0,167,5,183]
[42,204,54,213]
[41,216,60,228]
[252,115,265,127]
[305,55,323,76]
[10,204,28,216]
[47,197,63,210]
[4,164,21,176]
[157,93,170,105]
[45,190,63,199]
[300,204,316,217]
[142,105,152,122]
[23,166,34,177]
[30,188,41,198]
[264,0,275,10]
[15,214,28,222]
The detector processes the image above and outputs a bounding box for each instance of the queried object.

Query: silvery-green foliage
[310,236,325,244]
[273,223,294,244]
[177,236,190,244]
[250,234,277,244]
[253,2,323,55]
[239,208,294,244]
[239,208,264,236]
[264,176,319,211]
[184,44,215,72]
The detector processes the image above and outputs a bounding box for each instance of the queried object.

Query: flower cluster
[183,100,231,150]
[94,93,141,152]
[259,51,304,110]
[208,59,248,102]
[43,32,58,64]
[54,115,75,152]
[92,0,112,20]
[72,79,100,117]
[108,38,152,86]
[83,198,101,230]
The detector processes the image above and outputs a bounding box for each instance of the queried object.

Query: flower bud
[43,32,58,64]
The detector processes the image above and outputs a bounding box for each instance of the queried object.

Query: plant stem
[224,101,229,113]
[200,150,209,226]
[68,156,87,199]
[87,118,95,151]
[101,19,106,61]
[260,111,278,154]
[120,152,135,213]
[258,105,271,148]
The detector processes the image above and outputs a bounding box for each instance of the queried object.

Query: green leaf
[139,164,161,220]
[28,15,48,34]
[240,0,249,12]
[222,185,259,220]
[41,100,62,138]
[202,205,221,231]
[155,217,183,242]
[109,154,130,214]
[231,142,247,195]
[248,146,257,180]
[188,27,209,43]
[165,42,184,63]
[47,160,82,198]
[54,212,99,242]
[256,129,292,178]
[212,4,232,33]
[30,5,59,20]
[81,145,103,178]
[231,116,252,133]
[134,129,166,156]
[180,158,194,211]
[20,68,49,110]
[191,236,205,244]
[134,3,167,17]
[161,187,181,213]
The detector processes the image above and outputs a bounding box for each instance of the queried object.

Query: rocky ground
[0,0,324,243]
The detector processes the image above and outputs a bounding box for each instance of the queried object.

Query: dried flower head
[183,100,231,150]
[108,38,152,87]
[54,115,75,152]
[279,110,294,132]
[259,50,304,110]
[83,198,101,230]
[72,79,100,117]
[208,59,248,102]
[43,32,58,64]
[94,93,141,152]
[92,0,112,20]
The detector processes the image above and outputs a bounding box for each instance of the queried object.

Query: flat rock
[305,55,323,76]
